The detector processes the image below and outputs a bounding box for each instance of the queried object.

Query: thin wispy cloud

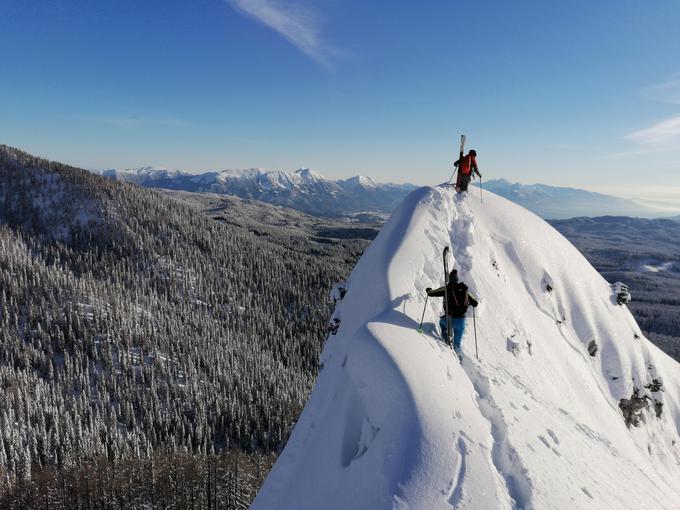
[626,116,680,148]
[227,0,334,67]
[610,75,680,158]
[642,74,680,104]
[79,115,186,130]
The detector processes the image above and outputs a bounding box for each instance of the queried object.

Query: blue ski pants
[439,316,466,353]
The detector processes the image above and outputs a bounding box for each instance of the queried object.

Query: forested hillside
[0,145,360,507]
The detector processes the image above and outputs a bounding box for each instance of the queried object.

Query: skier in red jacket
[454,149,481,193]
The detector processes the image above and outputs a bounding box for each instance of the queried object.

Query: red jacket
[455,154,478,176]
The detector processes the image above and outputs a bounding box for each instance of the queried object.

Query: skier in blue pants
[426,269,478,358]
[438,316,466,353]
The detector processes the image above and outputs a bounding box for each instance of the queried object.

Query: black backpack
[447,282,470,317]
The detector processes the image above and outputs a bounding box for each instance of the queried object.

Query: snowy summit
[253,185,680,509]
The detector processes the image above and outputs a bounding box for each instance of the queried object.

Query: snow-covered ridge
[103,166,187,180]
[253,186,680,509]
[106,166,399,190]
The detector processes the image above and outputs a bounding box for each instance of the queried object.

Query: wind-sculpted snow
[253,186,680,510]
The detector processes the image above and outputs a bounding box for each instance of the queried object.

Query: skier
[454,149,481,192]
[426,269,478,358]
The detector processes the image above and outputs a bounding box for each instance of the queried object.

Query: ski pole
[443,247,453,348]
[448,167,457,185]
[473,306,479,359]
[417,294,429,332]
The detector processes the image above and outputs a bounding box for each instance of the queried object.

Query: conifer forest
[0,145,364,508]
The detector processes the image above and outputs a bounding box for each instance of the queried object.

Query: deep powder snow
[252,186,680,510]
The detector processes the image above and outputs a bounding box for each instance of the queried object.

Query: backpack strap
[457,283,469,306]
[449,282,460,307]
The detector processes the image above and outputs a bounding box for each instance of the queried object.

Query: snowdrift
[253,186,680,510]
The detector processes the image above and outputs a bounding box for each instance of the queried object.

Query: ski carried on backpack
[442,247,453,348]
[455,135,465,189]
[447,135,466,186]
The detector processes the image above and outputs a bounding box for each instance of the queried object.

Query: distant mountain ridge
[104,167,672,220]
[103,167,417,219]
[481,178,664,219]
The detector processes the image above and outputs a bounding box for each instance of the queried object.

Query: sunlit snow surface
[253,186,680,510]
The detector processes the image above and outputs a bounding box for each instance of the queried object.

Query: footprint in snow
[423,259,438,277]
[538,435,551,448]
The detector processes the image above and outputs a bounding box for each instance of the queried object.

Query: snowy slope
[253,185,680,510]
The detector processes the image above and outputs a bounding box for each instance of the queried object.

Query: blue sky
[2,0,680,203]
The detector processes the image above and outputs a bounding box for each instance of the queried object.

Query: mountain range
[102,166,416,220]
[480,179,666,219]
[102,167,673,220]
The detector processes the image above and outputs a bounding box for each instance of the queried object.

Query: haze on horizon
[2,0,679,203]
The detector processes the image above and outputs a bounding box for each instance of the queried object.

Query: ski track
[444,187,534,509]
[433,187,678,509]
[448,436,468,507]
[466,363,534,509]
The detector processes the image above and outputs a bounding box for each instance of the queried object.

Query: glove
[426,287,432,293]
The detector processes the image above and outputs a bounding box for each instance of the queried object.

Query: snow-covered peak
[123,166,184,178]
[102,166,188,182]
[253,186,680,509]
[340,175,379,190]
[291,167,325,183]
[216,168,268,181]
[128,165,172,174]
[212,167,330,188]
